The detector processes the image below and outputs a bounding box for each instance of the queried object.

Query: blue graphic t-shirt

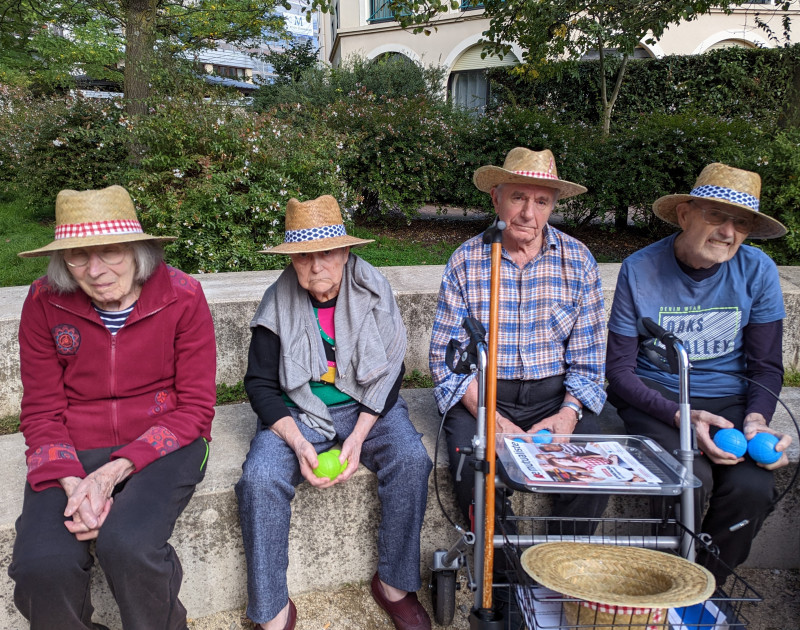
[607,233,785,397]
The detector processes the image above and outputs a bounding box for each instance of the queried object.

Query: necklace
[314,307,336,350]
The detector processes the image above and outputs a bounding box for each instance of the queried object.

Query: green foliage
[0,415,20,437]
[131,97,352,273]
[216,381,248,404]
[0,0,288,108]
[490,45,800,130]
[559,112,765,229]
[356,0,749,132]
[262,39,319,85]
[321,89,460,218]
[254,54,446,110]
[350,225,465,267]
[756,127,800,265]
[255,55,453,220]
[0,89,129,213]
[403,369,434,388]
[0,194,51,287]
[784,368,800,388]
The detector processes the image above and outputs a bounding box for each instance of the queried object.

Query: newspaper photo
[503,437,663,487]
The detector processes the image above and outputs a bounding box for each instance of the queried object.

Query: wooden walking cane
[481,223,503,610]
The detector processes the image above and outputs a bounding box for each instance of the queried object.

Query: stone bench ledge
[0,388,798,628]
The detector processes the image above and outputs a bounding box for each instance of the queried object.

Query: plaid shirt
[429,225,606,414]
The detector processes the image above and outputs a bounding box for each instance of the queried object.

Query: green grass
[784,369,800,388]
[350,226,459,267]
[403,369,434,389]
[0,415,20,436]
[216,381,248,405]
[0,195,52,287]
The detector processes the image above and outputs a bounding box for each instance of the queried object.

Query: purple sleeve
[743,320,783,422]
[606,330,679,426]
[244,327,293,428]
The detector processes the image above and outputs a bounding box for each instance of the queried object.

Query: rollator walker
[429,221,762,629]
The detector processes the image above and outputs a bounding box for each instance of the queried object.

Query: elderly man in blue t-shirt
[606,163,792,581]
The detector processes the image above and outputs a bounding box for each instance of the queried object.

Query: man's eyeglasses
[696,205,754,234]
[64,245,128,268]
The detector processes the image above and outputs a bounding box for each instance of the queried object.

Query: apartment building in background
[197,0,320,90]
[318,0,798,110]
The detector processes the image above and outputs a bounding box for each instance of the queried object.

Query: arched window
[448,45,518,112]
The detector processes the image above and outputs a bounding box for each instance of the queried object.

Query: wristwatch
[560,401,583,422]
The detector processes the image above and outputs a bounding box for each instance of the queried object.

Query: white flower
[172,169,184,178]
[52,139,64,147]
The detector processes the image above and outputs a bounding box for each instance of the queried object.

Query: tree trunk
[123,0,157,119]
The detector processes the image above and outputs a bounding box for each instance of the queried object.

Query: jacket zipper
[110,334,120,445]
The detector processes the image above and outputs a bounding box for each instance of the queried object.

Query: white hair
[46,241,165,294]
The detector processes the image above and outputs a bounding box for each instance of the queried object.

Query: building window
[460,0,484,9]
[368,0,411,23]
[449,69,489,112]
[213,65,246,78]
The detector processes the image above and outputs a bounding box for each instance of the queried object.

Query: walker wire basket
[494,515,761,630]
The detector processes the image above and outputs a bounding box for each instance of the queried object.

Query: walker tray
[496,434,701,495]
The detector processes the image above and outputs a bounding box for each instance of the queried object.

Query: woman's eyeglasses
[64,245,128,268]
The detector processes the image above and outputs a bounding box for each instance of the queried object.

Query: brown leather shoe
[370,572,431,630]
[252,599,297,630]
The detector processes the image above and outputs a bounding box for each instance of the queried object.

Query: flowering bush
[322,87,461,219]
[131,98,352,272]
[0,89,128,215]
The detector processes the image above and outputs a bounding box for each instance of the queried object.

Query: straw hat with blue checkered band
[653,162,786,240]
[260,195,373,254]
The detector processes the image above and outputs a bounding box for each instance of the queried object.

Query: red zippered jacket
[18,262,216,491]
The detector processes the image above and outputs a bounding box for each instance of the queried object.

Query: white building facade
[319,1,798,109]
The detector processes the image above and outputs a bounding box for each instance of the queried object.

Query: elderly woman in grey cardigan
[236,195,433,630]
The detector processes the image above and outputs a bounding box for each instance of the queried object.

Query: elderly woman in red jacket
[9,186,216,630]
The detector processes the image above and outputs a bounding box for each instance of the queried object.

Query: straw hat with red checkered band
[473,147,587,199]
[18,185,175,258]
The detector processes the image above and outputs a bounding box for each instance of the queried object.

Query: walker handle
[637,317,683,376]
[637,317,671,342]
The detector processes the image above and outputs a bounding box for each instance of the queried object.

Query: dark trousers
[443,376,610,537]
[614,382,775,581]
[9,438,208,630]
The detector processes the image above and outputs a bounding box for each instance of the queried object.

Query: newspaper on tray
[503,437,662,487]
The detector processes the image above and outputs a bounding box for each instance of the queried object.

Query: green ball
[313,449,347,480]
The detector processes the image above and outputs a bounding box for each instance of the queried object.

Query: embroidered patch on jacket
[27,442,78,474]
[52,324,81,355]
[168,267,198,295]
[137,425,180,456]
[148,389,169,416]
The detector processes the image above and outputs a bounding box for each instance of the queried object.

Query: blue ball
[713,428,747,458]
[532,430,553,444]
[747,432,781,465]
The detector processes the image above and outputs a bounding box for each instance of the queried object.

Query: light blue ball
[747,433,781,465]
[533,430,553,444]
[713,428,747,458]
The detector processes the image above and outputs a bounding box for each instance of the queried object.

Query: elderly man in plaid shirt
[429,147,609,543]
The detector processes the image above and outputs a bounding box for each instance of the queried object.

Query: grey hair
[46,241,165,294]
